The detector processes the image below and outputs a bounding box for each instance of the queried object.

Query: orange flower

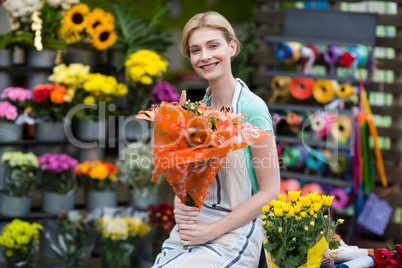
[89,164,108,180]
[49,85,67,104]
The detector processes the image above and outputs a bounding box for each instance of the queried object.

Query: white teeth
[202,63,216,69]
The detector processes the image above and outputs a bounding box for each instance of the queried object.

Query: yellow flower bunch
[125,49,168,86]
[261,192,343,268]
[75,160,118,191]
[60,4,117,50]
[82,73,128,104]
[100,215,151,241]
[48,63,91,102]
[0,219,42,258]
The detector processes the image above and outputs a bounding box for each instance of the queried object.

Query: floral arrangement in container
[374,243,402,267]
[125,49,168,113]
[150,81,179,104]
[146,203,175,260]
[72,72,127,121]
[99,214,151,268]
[38,153,79,194]
[0,219,42,268]
[0,100,24,141]
[31,83,70,122]
[52,210,97,268]
[117,142,160,209]
[261,191,344,268]
[59,3,117,51]
[0,101,19,123]
[1,151,39,197]
[48,63,90,103]
[1,87,32,115]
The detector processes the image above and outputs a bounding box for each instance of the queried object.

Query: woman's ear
[229,40,237,58]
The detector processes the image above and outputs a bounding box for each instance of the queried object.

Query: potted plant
[0,219,42,268]
[38,153,79,213]
[0,151,39,216]
[0,100,26,142]
[47,210,97,268]
[75,160,119,210]
[117,142,160,210]
[99,214,151,268]
[262,191,344,268]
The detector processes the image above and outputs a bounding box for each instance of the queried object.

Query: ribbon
[330,116,352,142]
[348,45,368,68]
[276,42,301,64]
[329,188,349,209]
[286,112,304,133]
[329,151,351,175]
[290,77,314,100]
[336,83,355,98]
[269,76,292,103]
[300,45,319,74]
[301,182,324,197]
[306,149,327,170]
[339,51,356,68]
[323,46,342,75]
[313,80,336,104]
[282,146,306,168]
[311,112,333,136]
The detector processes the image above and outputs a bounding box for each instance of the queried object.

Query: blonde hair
[180,11,242,97]
[180,11,242,59]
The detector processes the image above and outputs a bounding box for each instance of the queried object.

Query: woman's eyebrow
[189,39,220,48]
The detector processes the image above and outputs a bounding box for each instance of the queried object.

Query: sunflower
[86,8,115,36]
[90,24,117,51]
[59,23,82,44]
[63,4,90,31]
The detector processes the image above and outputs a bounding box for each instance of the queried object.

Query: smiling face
[188,27,237,82]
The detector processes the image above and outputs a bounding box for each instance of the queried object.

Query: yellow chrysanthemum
[287,207,295,218]
[322,195,335,207]
[262,205,270,214]
[313,202,322,212]
[63,4,90,31]
[90,24,117,51]
[288,191,301,203]
[59,23,82,44]
[86,8,115,36]
[278,227,283,233]
[282,202,291,213]
[277,194,287,202]
[274,207,283,217]
[310,221,315,226]
[140,75,153,85]
[84,96,96,105]
[299,196,311,208]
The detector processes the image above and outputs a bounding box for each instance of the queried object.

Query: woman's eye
[191,49,199,54]
[211,44,218,48]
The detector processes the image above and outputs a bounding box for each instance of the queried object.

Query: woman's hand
[178,222,215,246]
[174,198,200,226]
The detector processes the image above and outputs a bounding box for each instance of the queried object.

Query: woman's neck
[209,76,237,110]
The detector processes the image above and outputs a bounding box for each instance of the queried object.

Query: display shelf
[280,171,354,188]
[263,70,357,83]
[275,136,350,150]
[268,103,353,115]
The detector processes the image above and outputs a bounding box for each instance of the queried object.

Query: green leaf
[263,241,277,252]
[284,255,299,268]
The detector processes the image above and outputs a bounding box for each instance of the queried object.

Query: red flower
[395,244,402,255]
[375,248,393,264]
[33,83,53,103]
[339,51,356,68]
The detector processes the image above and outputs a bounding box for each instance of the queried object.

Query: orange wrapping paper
[138,102,272,207]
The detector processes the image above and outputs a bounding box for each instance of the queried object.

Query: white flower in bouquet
[3,0,40,23]
[45,0,80,11]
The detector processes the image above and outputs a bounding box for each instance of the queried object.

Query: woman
[153,11,280,267]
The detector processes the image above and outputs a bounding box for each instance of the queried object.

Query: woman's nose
[201,50,211,61]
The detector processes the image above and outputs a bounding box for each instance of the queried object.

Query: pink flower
[2,87,32,102]
[0,101,18,121]
[375,248,393,265]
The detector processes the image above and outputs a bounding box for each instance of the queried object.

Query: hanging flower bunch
[0,219,42,268]
[31,83,69,122]
[2,0,41,31]
[262,192,344,268]
[59,3,117,50]
[0,101,19,123]
[48,63,91,102]
[75,160,118,191]
[38,153,79,194]
[99,214,151,268]
[1,87,32,115]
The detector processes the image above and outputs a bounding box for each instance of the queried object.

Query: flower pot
[0,192,32,217]
[129,191,159,210]
[0,122,23,142]
[27,70,50,90]
[66,47,97,66]
[35,121,66,156]
[119,117,150,142]
[26,48,57,67]
[1,242,39,268]
[42,190,77,213]
[76,120,108,141]
[86,190,117,210]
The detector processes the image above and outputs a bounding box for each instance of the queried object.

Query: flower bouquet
[374,243,402,267]
[0,219,42,268]
[261,191,343,268]
[125,49,168,113]
[135,95,272,208]
[1,151,39,197]
[53,210,97,268]
[99,214,151,268]
[38,153,79,194]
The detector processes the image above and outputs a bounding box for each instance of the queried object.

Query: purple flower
[38,153,79,173]
[151,81,179,103]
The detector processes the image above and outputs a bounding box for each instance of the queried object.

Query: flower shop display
[373,243,402,267]
[38,153,79,213]
[75,160,119,209]
[99,214,151,268]
[261,191,343,268]
[117,142,160,210]
[48,210,97,268]
[0,219,42,268]
[0,101,24,141]
[125,49,168,114]
[135,95,271,208]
